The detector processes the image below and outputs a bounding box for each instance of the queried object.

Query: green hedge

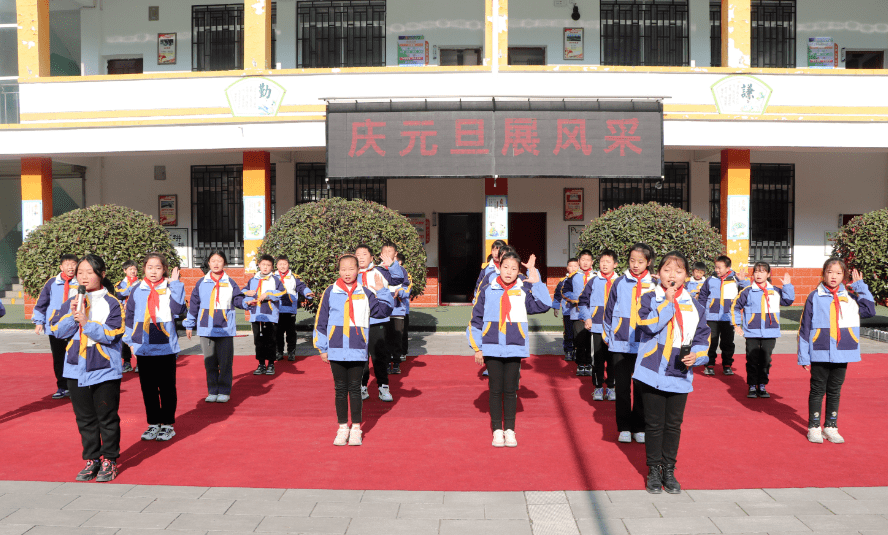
[831,208,888,305]
[17,205,181,297]
[258,198,427,312]
[576,202,723,271]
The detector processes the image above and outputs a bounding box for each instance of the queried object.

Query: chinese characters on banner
[225,77,286,117]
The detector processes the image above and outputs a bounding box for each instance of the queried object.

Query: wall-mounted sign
[403,212,430,244]
[726,195,750,240]
[166,227,189,267]
[711,75,773,115]
[568,225,585,258]
[21,200,43,240]
[243,195,266,240]
[563,28,584,60]
[564,188,584,221]
[398,35,428,66]
[807,37,835,69]
[157,33,176,65]
[225,77,286,117]
[158,194,177,226]
[485,196,508,242]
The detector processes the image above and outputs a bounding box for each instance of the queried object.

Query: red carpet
[1,351,886,491]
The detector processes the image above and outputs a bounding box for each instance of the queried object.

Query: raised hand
[851,269,863,283]
[170,267,180,282]
[379,250,394,267]
[781,272,792,285]
[735,269,746,281]
[369,273,385,292]
[526,267,541,284]
[521,254,537,273]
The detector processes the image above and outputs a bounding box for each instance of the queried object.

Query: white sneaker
[205,394,218,403]
[492,429,505,447]
[216,394,230,403]
[807,427,823,443]
[592,387,604,401]
[504,429,518,447]
[634,432,646,444]
[361,386,369,400]
[141,425,160,441]
[348,427,362,446]
[618,431,632,443]
[334,425,349,446]
[156,425,176,441]
[378,384,393,402]
[823,427,845,444]
[607,388,616,401]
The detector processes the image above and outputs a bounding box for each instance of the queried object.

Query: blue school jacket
[634,286,712,394]
[552,275,567,314]
[797,281,875,365]
[474,261,498,295]
[244,273,286,323]
[275,271,313,315]
[123,279,187,356]
[0,301,5,318]
[562,269,596,321]
[392,274,413,317]
[183,272,247,338]
[603,270,658,354]
[32,274,80,337]
[115,278,139,302]
[731,282,795,339]
[313,283,394,361]
[467,275,552,358]
[578,272,619,334]
[685,277,706,300]
[50,288,124,388]
[697,271,750,322]
[358,262,405,325]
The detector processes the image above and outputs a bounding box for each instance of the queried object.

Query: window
[296,163,386,205]
[709,1,721,67]
[192,3,277,72]
[507,47,546,66]
[439,47,482,66]
[709,1,796,68]
[297,1,386,68]
[600,0,689,67]
[599,163,689,214]
[709,163,795,266]
[0,83,17,125]
[191,164,276,267]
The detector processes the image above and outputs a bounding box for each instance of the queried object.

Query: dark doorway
[439,212,483,304]
[107,59,143,75]
[845,51,884,69]
[508,212,548,282]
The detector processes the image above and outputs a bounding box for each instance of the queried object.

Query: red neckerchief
[278,269,290,280]
[60,272,73,301]
[126,275,138,286]
[756,281,771,316]
[603,271,616,308]
[143,278,163,326]
[720,270,732,283]
[582,268,594,287]
[634,270,649,302]
[210,271,224,305]
[496,276,518,332]
[335,279,358,329]
[359,263,375,287]
[665,284,686,341]
[827,284,843,343]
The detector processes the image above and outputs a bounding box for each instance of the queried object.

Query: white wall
[386,0,484,66]
[797,1,888,69]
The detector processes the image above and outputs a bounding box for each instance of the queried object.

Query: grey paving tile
[606,490,693,504]
[122,485,210,499]
[445,491,527,505]
[0,492,77,510]
[311,502,397,519]
[622,516,720,535]
[63,495,155,512]
[529,504,575,523]
[820,500,888,515]
[361,490,443,504]
[81,511,179,529]
[398,503,485,520]
[0,482,64,495]
[738,500,832,516]
[440,519,532,535]
[528,521,581,535]
[0,508,97,527]
[710,515,812,533]
[20,526,118,535]
[764,488,854,502]
[117,529,206,535]
[654,501,748,518]
[565,491,611,505]
[168,513,263,532]
[49,482,136,497]
[798,514,888,531]
[281,489,364,503]
[0,510,14,523]
[0,525,33,535]
[526,491,568,505]
[227,498,315,517]
[200,487,285,501]
[345,518,440,535]
[485,504,529,520]
[860,530,888,535]
[842,488,888,501]
[255,515,349,533]
[686,489,775,503]
[142,498,234,515]
[576,517,629,535]
[569,501,660,519]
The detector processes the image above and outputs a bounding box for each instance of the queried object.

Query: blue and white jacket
[562,268,596,320]
[474,261,499,295]
[123,279,187,356]
[115,277,139,302]
[275,271,313,315]
[244,273,286,323]
[467,273,552,358]
[552,273,571,315]
[798,281,875,365]
[731,282,795,339]
[697,271,750,322]
[183,272,246,338]
[603,270,658,354]
[685,277,706,300]
[634,286,712,394]
[358,262,405,325]
[32,274,80,337]
[0,301,5,318]
[392,274,413,317]
[50,288,124,388]
[578,272,619,334]
[313,282,394,361]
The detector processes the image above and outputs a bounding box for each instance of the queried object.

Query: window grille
[600,0,689,67]
[297,163,386,205]
[192,3,277,71]
[599,162,689,214]
[297,1,386,68]
[709,1,795,68]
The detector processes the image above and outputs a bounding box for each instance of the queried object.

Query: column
[244,0,273,70]
[21,157,53,240]
[720,149,750,274]
[16,0,51,79]
[721,0,751,68]
[243,151,271,272]
[497,0,509,69]
[484,176,508,260]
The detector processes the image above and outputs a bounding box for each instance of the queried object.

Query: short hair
[657,250,689,274]
[396,252,405,263]
[122,259,137,270]
[142,252,170,278]
[821,257,847,280]
[499,251,521,265]
[276,255,289,263]
[355,243,372,254]
[715,255,732,267]
[693,262,707,272]
[381,241,397,252]
[753,261,771,273]
[629,243,655,264]
[258,254,275,265]
[338,254,359,269]
[491,239,507,251]
[578,249,594,260]
[599,249,618,264]
[60,254,78,264]
[499,245,516,256]
[567,257,579,264]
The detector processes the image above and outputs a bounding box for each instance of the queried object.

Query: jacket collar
[816,283,847,297]
[139,279,168,290]
[202,272,229,283]
[623,269,652,283]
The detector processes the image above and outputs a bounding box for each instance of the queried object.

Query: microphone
[77,286,87,313]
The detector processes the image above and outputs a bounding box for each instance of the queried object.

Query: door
[845,51,884,69]
[507,213,547,282]
[107,59,143,75]
[438,213,483,303]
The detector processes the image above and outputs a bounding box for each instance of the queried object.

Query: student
[468,252,551,447]
[0,300,5,318]
[33,254,80,400]
[389,252,413,374]
[635,251,712,494]
[685,262,708,300]
[51,254,124,482]
[274,255,314,362]
[798,259,875,444]
[314,254,393,446]
[184,250,247,403]
[124,253,186,443]
[474,239,507,296]
[579,249,619,401]
[604,243,657,444]
[731,263,794,398]
[243,254,286,376]
[356,242,406,402]
[563,250,596,376]
[115,259,139,373]
[552,258,579,362]
[697,255,749,376]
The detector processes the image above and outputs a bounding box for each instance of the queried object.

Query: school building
[1,0,887,312]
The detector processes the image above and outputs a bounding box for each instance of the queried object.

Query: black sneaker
[703,366,715,376]
[133,366,139,373]
[723,366,734,376]
[253,364,266,375]
[758,384,770,398]
[400,354,407,362]
[52,389,66,400]
[391,364,401,374]
[275,351,284,361]
[287,349,297,361]
[266,363,275,375]
[585,366,594,377]
[122,362,134,373]
[747,385,758,398]
[575,365,583,376]
[95,459,118,482]
[565,351,575,362]
[75,459,101,481]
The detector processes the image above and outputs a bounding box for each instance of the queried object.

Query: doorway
[845,51,884,69]
[507,212,548,282]
[438,213,483,303]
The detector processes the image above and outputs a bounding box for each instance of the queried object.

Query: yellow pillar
[16,0,51,79]
[243,151,271,272]
[720,149,751,274]
[244,0,273,71]
[721,0,751,68]
[21,157,53,240]
[497,0,509,69]
[484,0,494,67]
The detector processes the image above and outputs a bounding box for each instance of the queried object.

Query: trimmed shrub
[831,208,888,305]
[17,205,181,298]
[258,198,427,312]
[576,202,723,272]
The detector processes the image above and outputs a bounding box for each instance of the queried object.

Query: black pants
[137,354,177,425]
[562,315,574,353]
[573,320,592,366]
[276,313,297,353]
[121,343,132,363]
[707,321,735,367]
[485,357,522,431]
[362,323,392,388]
[390,315,410,358]
[49,336,70,390]
[592,333,614,388]
[639,381,688,467]
[613,352,645,433]
[253,322,277,365]
[809,362,847,429]
[68,378,121,461]
[201,337,234,395]
[745,338,776,386]
[330,360,364,424]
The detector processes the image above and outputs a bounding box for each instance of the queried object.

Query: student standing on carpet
[635,251,711,494]
[468,251,552,448]
[0,300,5,318]
[685,262,708,300]
[697,256,749,376]
[798,258,875,445]
[474,239,507,296]
[184,250,247,403]
[50,254,124,482]
[274,255,313,362]
[115,259,140,373]
[124,253,186,443]
[562,250,596,376]
[314,254,393,446]
[33,254,80,400]
[731,262,794,399]
[389,252,413,374]
[552,257,578,362]
[243,255,286,376]
[579,249,619,401]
